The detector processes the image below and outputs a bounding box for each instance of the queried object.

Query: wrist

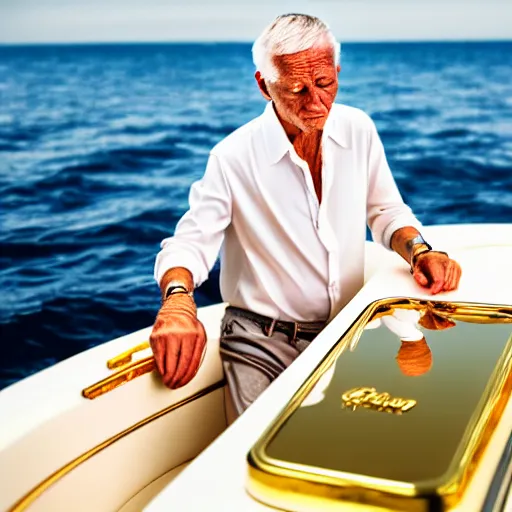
[406,234,432,272]
[411,244,430,267]
[163,280,193,301]
[161,292,197,316]
[159,267,194,298]
[411,247,430,269]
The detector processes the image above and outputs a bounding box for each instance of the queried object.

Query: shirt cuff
[380,216,423,250]
[154,248,206,289]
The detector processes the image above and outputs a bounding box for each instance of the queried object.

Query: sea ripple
[1,42,511,388]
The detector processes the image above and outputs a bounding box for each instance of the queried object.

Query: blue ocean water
[1,42,511,389]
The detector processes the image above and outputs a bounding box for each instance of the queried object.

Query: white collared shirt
[155,102,422,322]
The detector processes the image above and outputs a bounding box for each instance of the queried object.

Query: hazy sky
[1,0,511,44]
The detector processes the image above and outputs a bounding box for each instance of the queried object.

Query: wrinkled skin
[391,226,462,294]
[412,250,462,294]
[150,267,206,389]
[150,295,206,389]
[256,43,339,201]
[262,44,339,136]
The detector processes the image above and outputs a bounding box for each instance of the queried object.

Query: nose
[306,88,325,114]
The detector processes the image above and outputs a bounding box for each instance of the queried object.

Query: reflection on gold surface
[82,341,155,399]
[247,299,512,512]
[341,387,417,414]
[418,307,457,331]
[396,338,432,377]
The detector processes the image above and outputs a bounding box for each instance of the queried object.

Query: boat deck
[146,224,512,511]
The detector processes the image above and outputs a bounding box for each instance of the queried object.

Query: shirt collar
[261,101,350,165]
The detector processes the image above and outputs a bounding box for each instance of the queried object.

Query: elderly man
[150,14,462,418]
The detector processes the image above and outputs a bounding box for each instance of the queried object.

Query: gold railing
[82,342,155,400]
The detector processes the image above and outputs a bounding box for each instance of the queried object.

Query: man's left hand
[412,252,462,295]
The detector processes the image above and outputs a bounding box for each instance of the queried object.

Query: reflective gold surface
[341,387,417,414]
[82,341,155,400]
[82,355,155,400]
[106,341,150,369]
[247,299,512,511]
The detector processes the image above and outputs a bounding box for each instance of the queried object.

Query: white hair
[252,14,341,82]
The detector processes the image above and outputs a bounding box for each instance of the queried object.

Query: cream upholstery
[0,303,228,512]
[118,462,191,512]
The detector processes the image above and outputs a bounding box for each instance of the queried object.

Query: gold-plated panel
[10,380,226,512]
[247,299,512,511]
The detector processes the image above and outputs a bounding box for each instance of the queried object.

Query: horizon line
[1,38,511,47]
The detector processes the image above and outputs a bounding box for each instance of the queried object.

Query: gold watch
[407,234,432,273]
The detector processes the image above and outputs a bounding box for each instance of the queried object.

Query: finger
[413,270,429,287]
[176,327,207,388]
[451,264,462,290]
[447,262,459,290]
[163,336,181,388]
[428,262,446,294]
[445,262,460,291]
[169,333,196,388]
[443,262,455,291]
[150,334,165,377]
[174,342,205,389]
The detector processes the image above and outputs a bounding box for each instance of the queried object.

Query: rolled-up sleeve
[154,153,232,287]
[366,120,422,249]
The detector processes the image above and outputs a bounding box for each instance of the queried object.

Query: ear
[255,71,272,101]
[336,64,341,73]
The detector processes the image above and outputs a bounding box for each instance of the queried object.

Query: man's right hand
[149,292,207,389]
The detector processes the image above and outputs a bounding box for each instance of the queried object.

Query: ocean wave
[1,41,511,389]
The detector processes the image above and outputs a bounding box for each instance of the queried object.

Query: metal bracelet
[164,285,191,300]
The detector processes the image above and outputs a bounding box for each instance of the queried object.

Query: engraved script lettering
[341,387,416,414]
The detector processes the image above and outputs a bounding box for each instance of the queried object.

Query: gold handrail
[82,342,154,400]
[106,342,150,369]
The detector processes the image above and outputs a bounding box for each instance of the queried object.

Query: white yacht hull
[0,224,511,512]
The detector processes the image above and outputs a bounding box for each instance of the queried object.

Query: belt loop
[291,322,298,343]
[265,318,277,337]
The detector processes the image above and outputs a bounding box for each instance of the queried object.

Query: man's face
[266,44,339,134]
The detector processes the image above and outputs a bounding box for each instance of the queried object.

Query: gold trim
[247,298,512,511]
[82,341,160,400]
[107,342,150,369]
[10,379,226,512]
[82,356,155,399]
